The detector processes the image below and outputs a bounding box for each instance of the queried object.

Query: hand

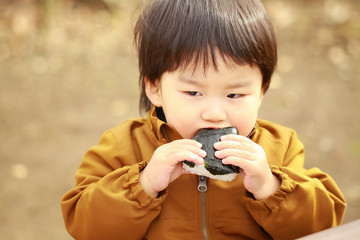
[140,139,206,197]
[214,134,280,200]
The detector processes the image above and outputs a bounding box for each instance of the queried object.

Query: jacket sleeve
[61,130,165,240]
[245,131,346,240]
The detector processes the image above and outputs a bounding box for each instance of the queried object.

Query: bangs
[165,0,275,72]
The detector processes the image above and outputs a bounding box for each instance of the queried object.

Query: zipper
[161,126,210,239]
[161,125,170,142]
[198,175,209,240]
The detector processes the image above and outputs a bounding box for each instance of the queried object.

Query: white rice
[182,162,238,182]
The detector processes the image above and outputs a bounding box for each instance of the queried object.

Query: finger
[180,145,207,158]
[170,140,207,158]
[222,156,252,170]
[170,151,204,165]
[214,140,257,153]
[215,148,255,160]
[220,135,262,152]
[172,139,203,148]
[220,134,256,145]
[169,163,187,182]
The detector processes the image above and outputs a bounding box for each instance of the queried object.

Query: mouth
[201,126,227,130]
[193,126,238,136]
[198,126,234,132]
[191,126,236,139]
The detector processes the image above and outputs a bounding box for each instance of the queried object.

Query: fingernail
[215,151,221,157]
[200,149,207,157]
[214,142,220,148]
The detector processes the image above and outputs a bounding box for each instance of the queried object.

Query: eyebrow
[225,80,253,89]
[178,75,253,89]
[178,76,204,87]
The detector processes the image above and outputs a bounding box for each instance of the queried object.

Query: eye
[227,94,243,99]
[187,91,202,96]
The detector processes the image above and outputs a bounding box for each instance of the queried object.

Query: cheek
[164,108,198,138]
[167,108,194,127]
[229,109,258,136]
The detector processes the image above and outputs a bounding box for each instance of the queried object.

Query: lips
[197,126,232,131]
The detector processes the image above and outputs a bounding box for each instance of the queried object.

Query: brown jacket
[61,107,346,240]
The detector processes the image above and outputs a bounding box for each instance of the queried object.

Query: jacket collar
[146,106,182,144]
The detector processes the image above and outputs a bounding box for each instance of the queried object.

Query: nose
[201,100,226,123]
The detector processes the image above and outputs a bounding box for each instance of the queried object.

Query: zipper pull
[198,175,208,192]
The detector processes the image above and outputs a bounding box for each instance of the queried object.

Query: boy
[61,0,346,239]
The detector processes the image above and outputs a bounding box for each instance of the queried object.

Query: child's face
[146,58,264,139]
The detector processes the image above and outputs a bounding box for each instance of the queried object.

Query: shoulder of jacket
[114,116,147,129]
[92,118,151,159]
[102,117,148,141]
[255,119,303,166]
[112,117,147,130]
[255,119,298,143]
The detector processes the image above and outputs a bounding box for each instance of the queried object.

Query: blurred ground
[0,0,359,239]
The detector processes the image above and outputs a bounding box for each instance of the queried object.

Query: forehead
[177,50,251,77]
[175,59,262,87]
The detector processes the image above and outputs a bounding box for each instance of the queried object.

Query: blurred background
[0,0,359,239]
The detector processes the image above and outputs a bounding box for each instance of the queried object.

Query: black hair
[134,0,277,112]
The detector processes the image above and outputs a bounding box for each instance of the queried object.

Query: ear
[258,88,265,109]
[145,77,162,107]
